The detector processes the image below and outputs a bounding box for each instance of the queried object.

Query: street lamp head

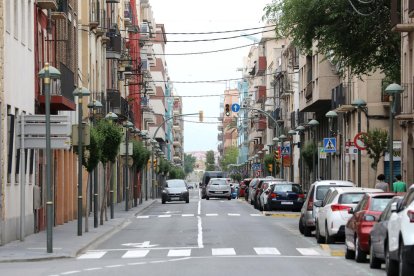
[295,125,305,132]
[123,120,134,129]
[288,129,296,136]
[385,83,404,95]
[351,98,367,108]
[258,150,263,155]
[105,112,118,121]
[325,110,338,118]
[38,63,61,79]
[279,134,287,140]
[272,137,279,143]
[73,87,91,97]
[308,119,319,127]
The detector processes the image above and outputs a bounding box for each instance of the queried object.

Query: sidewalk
[0,199,156,263]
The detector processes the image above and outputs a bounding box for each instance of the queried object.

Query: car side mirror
[391,202,398,213]
[265,190,270,195]
[313,200,323,208]
[348,208,354,214]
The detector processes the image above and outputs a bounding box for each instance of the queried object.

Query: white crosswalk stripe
[122,250,150,258]
[205,213,218,216]
[167,249,191,257]
[77,251,107,259]
[228,213,240,216]
[254,247,281,255]
[158,215,171,218]
[296,248,320,256]
[136,215,149,219]
[182,214,194,217]
[212,248,236,256]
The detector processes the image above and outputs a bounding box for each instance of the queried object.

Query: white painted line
[105,265,124,268]
[168,249,191,257]
[127,262,147,266]
[228,213,240,216]
[136,216,149,219]
[250,214,262,217]
[254,247,281,255]
[122,250,150,258]
[296,248,320,256]
[77,251,106,259]
[198,200,201,215]
[198,216,204,248]
[206,213,218,216]
[182,214,195,217]
[158,215,172,218]
[84,268,103,271]
[212,248,236,256]
[61,271,81,275]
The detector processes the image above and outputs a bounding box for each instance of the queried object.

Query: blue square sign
[323,138,336,153]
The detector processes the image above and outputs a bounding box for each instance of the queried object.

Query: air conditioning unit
[141,58,149,71]
[140,22,150,39]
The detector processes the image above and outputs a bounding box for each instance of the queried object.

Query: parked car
[369,196,403,269]
[260,181,305,212]
[385,184,414,276]
[314,187,382,244]
[344,192,395,262]
[201,171,226,199]
[248,177,278,208]
[161,179,190,204]
[205,178,231,200]
[239,178,251,198]
[298,180,355,236]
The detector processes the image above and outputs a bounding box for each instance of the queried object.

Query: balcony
[37,63,76,112]
[256,56,267,76]
[106,0,120,3]
[255,117,267,131]
[37,0,58,10]
[218,133,223,140]
[51,0,68,20]
[124,1,132,26]
[106,31,122,60]
[89,1,100,30]
[255,85,266,103]
[391,0,414,32]
[218,124,223,131]
[173,139,181,147]
[106,89,128,118]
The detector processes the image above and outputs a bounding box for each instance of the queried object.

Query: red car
[344,192,395,262]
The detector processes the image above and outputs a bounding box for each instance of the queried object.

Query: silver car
[298,180,355,236]
[206,178,231,200]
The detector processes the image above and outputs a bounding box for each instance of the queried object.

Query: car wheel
[186,198,189,204]
[264,203,269,212]
[316,221,324,244]
[385,241,398,276]
[228,197,231,200]
[325,222,334,244]
[299,217,305,235]
[206,196,210,200]
[355,236,367,263]
[369,240,381,269]
[162,200,166,204]
[303,224,312,237]
[399,239,413,276]
[345,245,355,260]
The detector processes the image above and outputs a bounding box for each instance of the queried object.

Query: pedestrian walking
[392,174,407,192]
[375,174,389,192]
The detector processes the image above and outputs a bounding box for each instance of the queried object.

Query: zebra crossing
[77,247,326,260]
[136,213,263,219]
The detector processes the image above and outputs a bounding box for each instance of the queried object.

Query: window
[28,0,32,49]
[21,0,26,45]
[14,0,18,39]
[339,193,365,204]
[5,0,10,33]
[7,106,14,184]
[370,197,393,212]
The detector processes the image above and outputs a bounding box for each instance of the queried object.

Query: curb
[263,212,300,218]
[319,244,345,257]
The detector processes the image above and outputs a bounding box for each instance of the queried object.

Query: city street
[0,189,385,276]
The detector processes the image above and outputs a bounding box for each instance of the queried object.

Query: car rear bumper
[269,200,303,211]
[162,194,188,201]
[207,191,231,198]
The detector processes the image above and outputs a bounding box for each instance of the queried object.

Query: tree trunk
[100,162,113,225]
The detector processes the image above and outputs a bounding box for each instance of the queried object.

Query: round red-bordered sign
[354,132,367,150]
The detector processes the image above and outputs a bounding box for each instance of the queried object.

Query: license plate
[281,201,294,205]
[215,191,223,194]
[171,197,179,200]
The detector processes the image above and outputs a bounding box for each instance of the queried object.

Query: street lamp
[325,110,338,180]
[279,134,287,179]
[87,100,103,229]
[38,63,61,253]
[123,121,134,211]
[295,125,306,187]
[105,112,118,218]
[288,129,297,182]
[351,99,366,187]
[131,127,140,207]
[385,83,404,185]
[308,119,319,181]
[273,137,279,177]
[151,139,158,199]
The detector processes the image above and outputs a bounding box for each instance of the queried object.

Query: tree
[169,166,185,179]
[184,153,196,174]
[205,150,216,171]
[221,146,238,171]
[263,0,400,81]
[360,128,388,177]
[301,142,317,172]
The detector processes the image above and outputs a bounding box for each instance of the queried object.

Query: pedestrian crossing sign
[323,138,336,153]
[281,145,290,156]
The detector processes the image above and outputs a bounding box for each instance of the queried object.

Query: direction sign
[323,138,336,153]
[231,103,240,112]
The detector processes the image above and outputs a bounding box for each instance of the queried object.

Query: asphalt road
[0,189,386,276]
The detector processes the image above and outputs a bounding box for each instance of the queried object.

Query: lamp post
[105,112,118,218]
[258,150,263,176]
[325,110,338,180]
[295,125,306,187]
[73,87,90,236]
[351,99,366,187]
[132,127,140,207]
[385,83,404,185]
[87,100,102,228]
[308,119,319,181]
[123,121,133,211]
[279,134,287,179]
[38,63,61,253]
[288,129,296,182]
[151,139,158,199]
[141,132,149,201]
[273,137,279,177]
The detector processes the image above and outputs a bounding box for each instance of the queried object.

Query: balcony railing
[106,31,122,59]
[89,1,100,30]
[51,0,68,20]
[37,0,58,10]
[256,56,267,76]
[256,85,266,103]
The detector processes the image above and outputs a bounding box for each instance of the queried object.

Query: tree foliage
[158,158,171,176]
[301,142,317,172]
[96,119,123,164]
[221,146,238,172]
[169,166,185,179]
[205,150,216,171]
[263,0,400,81]
[184,153,196,174]
[132,139,151,171]
[360,128,388,173]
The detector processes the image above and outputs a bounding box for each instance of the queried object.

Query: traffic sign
[354,132,367,150]
[323,138,336,153]
[231,103,240,112]
[281,145,290,155]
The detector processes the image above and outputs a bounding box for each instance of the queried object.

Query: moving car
[299,180,355,236]
[201,171,226,199]
[314,187,382,244]
[344,192,395,262]
[161,179,189,204]
[206,178,231,200]
[260,181,305,211]
[369,196,403,269]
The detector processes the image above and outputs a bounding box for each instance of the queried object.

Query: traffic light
[267,163,273,172]
[274,149,280,163]
[199,110,203,122]
[225,104,230,116]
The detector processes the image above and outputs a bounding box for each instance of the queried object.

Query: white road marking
[228,213,240,216]
[206,213,218,216]
[182,214,194,217]
[84,268,103,271]
[77,251,106,259]
[105,264,124,268]
[296,248,320,256]
[212,248,236,256]
[61,271,81,275]
[158,215,171,218]
[168,249,192,257]
[250,214,262,217]
[122,241,158,248]
[136,216,149,219]
[198,200,201,215]
[122,250,150,258]
[198,216,204,248]
[254,247,281,255]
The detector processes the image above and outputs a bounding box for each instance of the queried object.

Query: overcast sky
[149,0,271,152]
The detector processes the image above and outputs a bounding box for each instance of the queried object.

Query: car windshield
[273,184,302,193]
[210,179,228,185]
[370,197,393,211]
[166,180,186,188]
[315,185,331,200]
[339,193,365,204]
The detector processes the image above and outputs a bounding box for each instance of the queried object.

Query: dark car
[161,179,189,204]
[201,171,226,199]
[264,181,305,211]
[369,196,403,269]
[344,193,395,262]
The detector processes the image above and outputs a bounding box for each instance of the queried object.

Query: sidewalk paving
[0,199,156,263]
